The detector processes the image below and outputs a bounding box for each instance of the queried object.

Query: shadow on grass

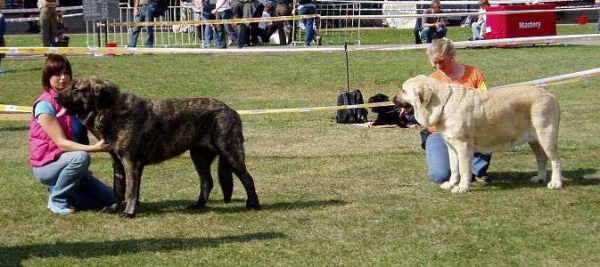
[0,232,285,266]
[0,125,29,132]
[138,199,348,215]
[488,168,599,190]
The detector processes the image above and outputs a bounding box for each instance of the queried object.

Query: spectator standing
[596,0,600,34]
[192,0,215,47]
[297,0,317,46]
[470,0,490,40]
[38,0,59,47]
[231,0,264,48]
[0,0,5,73]
[416,0,447,44]
[25,0,41,33]
[128,0,159,48]
[212,0,238,48]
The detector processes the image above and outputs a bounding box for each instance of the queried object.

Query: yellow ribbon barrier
[2,69,599,119]
[106,14,319,27]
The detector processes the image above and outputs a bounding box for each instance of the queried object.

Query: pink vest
[29,89,74,167]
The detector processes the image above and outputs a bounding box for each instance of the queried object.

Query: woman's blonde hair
[426,38,455,61]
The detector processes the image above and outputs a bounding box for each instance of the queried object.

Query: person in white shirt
[257,2,275,43]
[471,0,490,40]
[212,0,239,48]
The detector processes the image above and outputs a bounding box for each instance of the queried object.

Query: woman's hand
[92,139,113,153]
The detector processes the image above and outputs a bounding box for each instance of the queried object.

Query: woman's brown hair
[41,54,72,91]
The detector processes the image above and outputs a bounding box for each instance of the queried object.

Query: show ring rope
[3,67,600,117]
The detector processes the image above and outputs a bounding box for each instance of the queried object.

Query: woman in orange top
[423,38,492,184]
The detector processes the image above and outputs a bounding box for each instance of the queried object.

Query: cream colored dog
[393,75,563,193]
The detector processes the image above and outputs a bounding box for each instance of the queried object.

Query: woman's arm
[38,114,111,153]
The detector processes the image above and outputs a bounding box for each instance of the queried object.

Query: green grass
[1,25,600,266]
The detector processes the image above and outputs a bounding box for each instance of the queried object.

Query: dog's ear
[91,78,119,110]
[413,83,432,108]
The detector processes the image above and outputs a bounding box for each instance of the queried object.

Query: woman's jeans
[33,151,114,210]
[425,133,492,183]
[597,9,600,34]
[298,5,316,46]
[128,4,156,48]
[471,22,485,40]
[215,9,237,48]
[194,11,214,47]
[421,26,447,43]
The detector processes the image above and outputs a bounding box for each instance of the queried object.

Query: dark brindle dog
[56,76,260,218]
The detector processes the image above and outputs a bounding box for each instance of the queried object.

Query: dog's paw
[530,176,547,183]
[246,201,261,211]
[451,185,470,193]
[120,212,136,219]
[547,181,563,189]
[100,203,120,214]
[440,182,454,190]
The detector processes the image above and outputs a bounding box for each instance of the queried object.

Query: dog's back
[473,85,559,152]
[108,94,243,165]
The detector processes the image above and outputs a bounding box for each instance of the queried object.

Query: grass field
[1,25,600,266]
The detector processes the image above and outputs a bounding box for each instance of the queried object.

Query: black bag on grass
[335,89,368,123]
[334,43,368,124]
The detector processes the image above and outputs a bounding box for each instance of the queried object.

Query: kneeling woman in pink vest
[29,54,114,215]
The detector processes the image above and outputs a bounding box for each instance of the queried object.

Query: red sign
[486,4,557,39]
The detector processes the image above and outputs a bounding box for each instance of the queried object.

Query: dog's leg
[445,139,472,193]
[189,147,216,209]
[218,157,234,203]
[533,112,563,189]
[213,113,260,210]
[441,143,460,190]
[121,159,144,218]
[528,142,548,184]
[536,134,563,189]
[101,153,126,214]
[220,147,260,210]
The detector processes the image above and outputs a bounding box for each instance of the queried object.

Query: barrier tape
[103,6,599,28]
[492,68,600,89]
[3,33,599,55]
[3,67,600,117]
[1,5,83,14]
[106,14,319,27]
[1,104,33,113]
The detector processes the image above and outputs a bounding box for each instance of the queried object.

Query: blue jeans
[421,27,447,43]
[128,4,156,48]
[33,151,114,210]
[215,9,237,48]
[471,22,485,40]
[195,11,214,47]
[299,5,316,46]
[597,9,600,34]
[0,14,5,61]
[425,133,492,183]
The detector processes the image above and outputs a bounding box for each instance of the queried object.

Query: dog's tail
[218,157,234,203]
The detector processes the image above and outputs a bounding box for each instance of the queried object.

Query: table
[486,4,557,39]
